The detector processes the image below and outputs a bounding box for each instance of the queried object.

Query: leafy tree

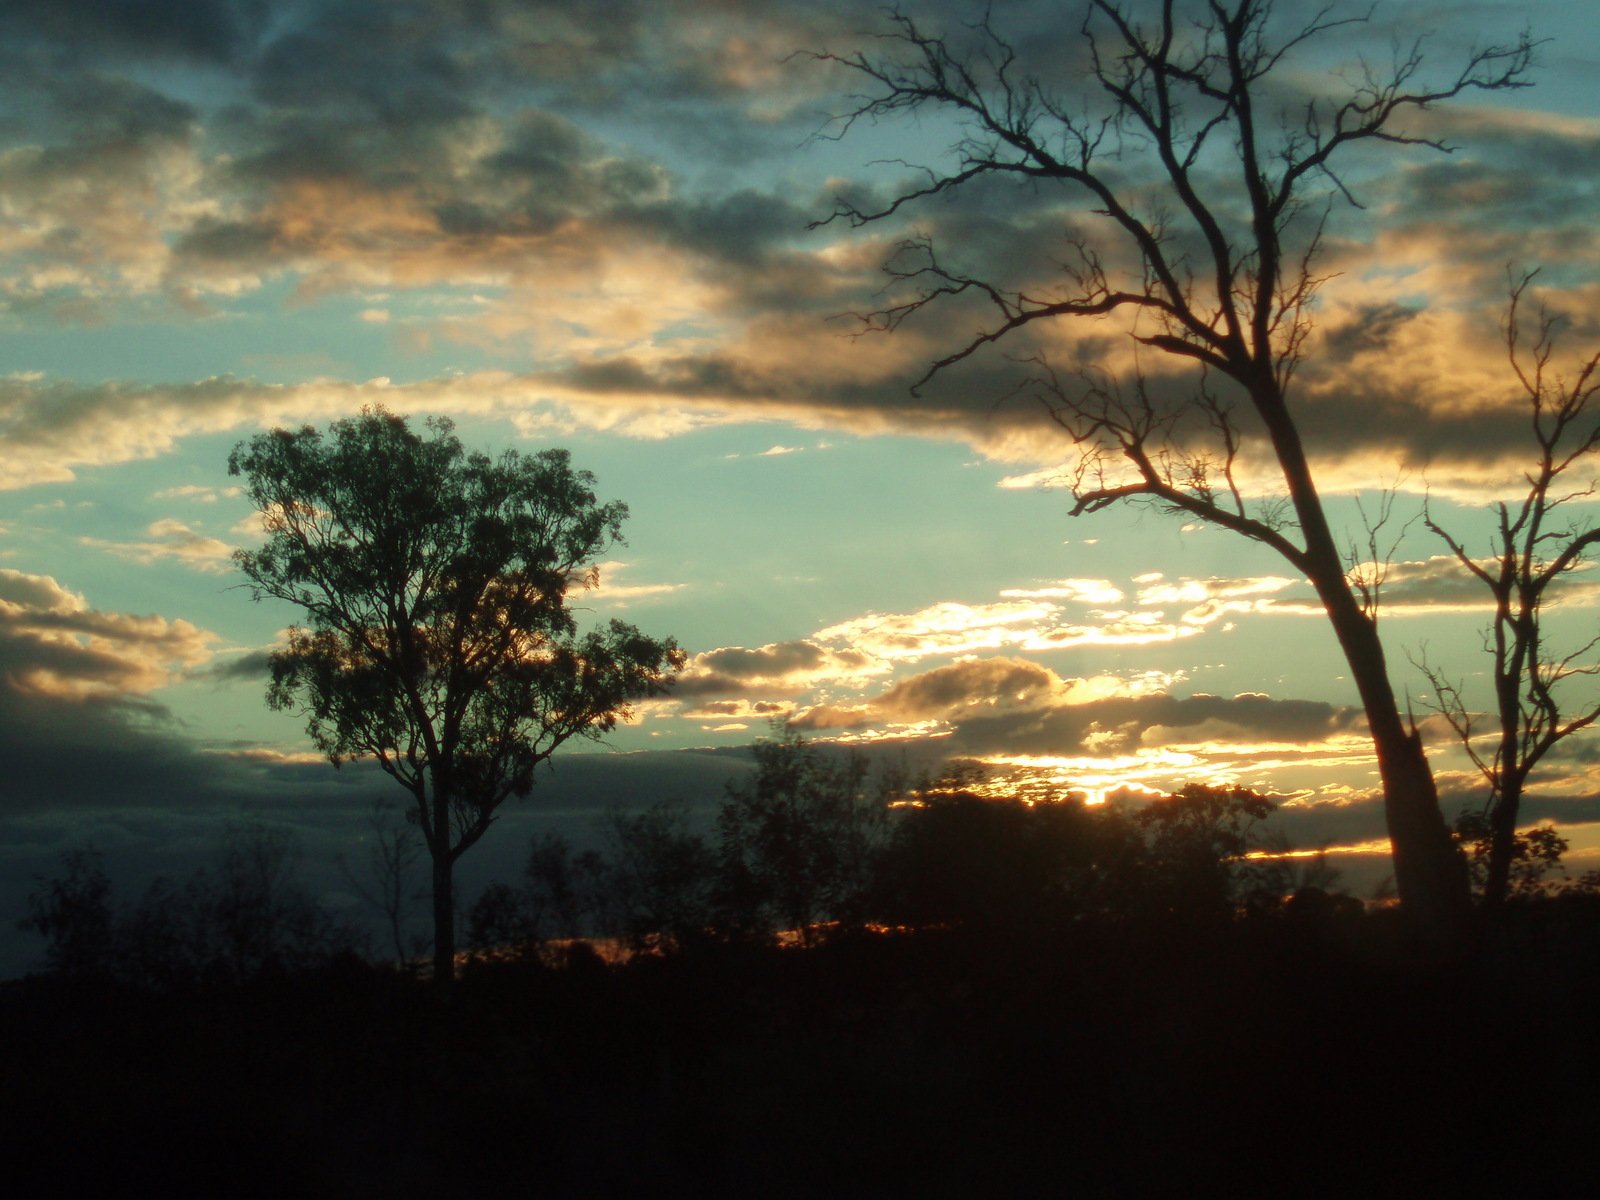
[1418,275,1600,908]
[716,728,889,945]
[464,882,538,962]
[21,826,359,988]
[118,823,357,988]
[466,831,609,962]
[230,407,683,982]
[873,781,1296,929]
[18,848,115,979]
[874,791,1113,931]
[1136,783,1279,919]
[598,799,719,955]
[813,0,1536,933]
[524,830,609,944]
[1452,812,1571,903]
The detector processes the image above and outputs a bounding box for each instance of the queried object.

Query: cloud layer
[0,1,1595,503]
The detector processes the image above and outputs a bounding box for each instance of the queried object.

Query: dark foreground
[7,903,1599,1198]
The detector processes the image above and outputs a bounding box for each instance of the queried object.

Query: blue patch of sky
[0,281,492,386]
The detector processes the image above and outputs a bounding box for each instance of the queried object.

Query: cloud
[815,595,1206,659]
[999,578,1125,605]
[0,0,269,63]
[783,649,1389,813]
[0,0,1595,516]
[0,371,515,489]
[0,567,216,698]
[678,698,792,722]
[153,484,241,503]
[192,647,275,684]
[672,638,886,698]
[795,655,1358,749]
[815,599,1063,660]
[80,518,235,573]
[591,560,684,606]
[793,657,1165,731]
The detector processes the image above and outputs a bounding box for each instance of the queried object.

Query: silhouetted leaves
[20,824,361,989]
[229,406,682,980]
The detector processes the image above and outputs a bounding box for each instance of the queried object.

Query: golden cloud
[0,568,216,698]
[80,519,236,573]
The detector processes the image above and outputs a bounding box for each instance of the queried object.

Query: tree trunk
[1256,384,1473,939]
[1310,554,1473,937]
[1483,778,1524,910]
[432,853,455,985]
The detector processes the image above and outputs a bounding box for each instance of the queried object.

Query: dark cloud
[792,654,1367,759]
[0,0,269,64]
[681,699,789,718]
[249,4,475,114]
[194,649,275,683]
[1,0,1597,495]
[0,568,215,694]
[673,638,880,697]
[946,692,1368,759]
[1541,734,1600,767]
[795,657,1065,728]
[0,682,286,817]
[0,670,754,977]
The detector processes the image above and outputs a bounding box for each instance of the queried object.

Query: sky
[3,0,1600,971]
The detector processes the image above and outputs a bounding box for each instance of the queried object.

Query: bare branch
[1421,273,1600,905]
[815,1,1540,922]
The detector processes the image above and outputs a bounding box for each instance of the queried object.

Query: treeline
[467,732,1352,964]
[14,738,1600,1196]
[21,731,1594,988]
[19,825,363,987]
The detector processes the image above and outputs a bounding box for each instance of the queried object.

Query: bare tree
[339,800,426,968]
[1417,273,1600,908]
[814,0,1536,932]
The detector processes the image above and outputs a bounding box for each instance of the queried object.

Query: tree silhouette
[230,407,682,983]
[875,791,1112,931]
[599,799,719,955]
[20,826,359,987]
[1136,783,1278,919]
[814,0,1535,933]
[466,832,609,962]
[338,800,426,968]
[716,727,888,945]
[18,849,114,979]
[1417,274,1600,907]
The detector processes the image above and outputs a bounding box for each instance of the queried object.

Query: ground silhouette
[9,876,1600,1196]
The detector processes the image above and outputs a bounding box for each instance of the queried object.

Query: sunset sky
[3,0,1599,968]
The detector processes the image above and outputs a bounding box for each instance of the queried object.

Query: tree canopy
[230,407,682,981]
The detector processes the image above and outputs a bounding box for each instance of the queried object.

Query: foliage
[19,825,361,988]
[598,800,719,955]
[466,742,1327,958]
[874,782,1295,930]
[1135,783,1281,918]
[466,832,602,961]
[1452,811,1572,902]
[229,406,682,981]
[716,728,889,945]
[874,792,1123,930]
[18,849,115,980]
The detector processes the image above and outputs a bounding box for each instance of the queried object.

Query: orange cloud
[0,568,216,698]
